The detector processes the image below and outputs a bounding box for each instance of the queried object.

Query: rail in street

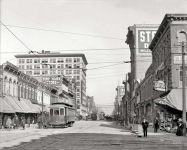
[0,121,187,150]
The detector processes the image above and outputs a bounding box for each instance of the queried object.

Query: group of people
[140,117,185,137]
[2,115,32,130]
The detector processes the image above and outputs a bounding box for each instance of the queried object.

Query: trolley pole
[181,41,186,136]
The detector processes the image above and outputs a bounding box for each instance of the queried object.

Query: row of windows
[24,70,81,75]
[18,58,81,64]
[19,64,81,69]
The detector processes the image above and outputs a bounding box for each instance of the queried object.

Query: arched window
[177,31,187,52]
[9,78,12,95]
[13,80,16,96]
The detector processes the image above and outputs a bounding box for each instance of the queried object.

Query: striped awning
[0,96,15,113]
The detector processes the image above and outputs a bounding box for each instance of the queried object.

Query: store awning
[0,97,15,113]
[154,89,187,111]
[4,95,27,113]
[20,98,40,113]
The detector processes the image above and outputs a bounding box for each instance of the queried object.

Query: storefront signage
[42,76,61,86]
[153,80,166,92]
[174,56,187,64]
[137,30,157,53]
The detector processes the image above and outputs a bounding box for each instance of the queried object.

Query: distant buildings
[15,51,88,117]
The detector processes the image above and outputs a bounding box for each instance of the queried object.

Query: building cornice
[149,14,187,50]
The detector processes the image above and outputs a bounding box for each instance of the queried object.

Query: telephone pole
[181,41,186,136]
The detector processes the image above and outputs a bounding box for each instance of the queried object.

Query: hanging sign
[153,80,166,91]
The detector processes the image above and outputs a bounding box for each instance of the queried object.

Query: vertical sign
[137,30,157,53]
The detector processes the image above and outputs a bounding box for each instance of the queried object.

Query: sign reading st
[42,76,61,86]
[137,30,157,53]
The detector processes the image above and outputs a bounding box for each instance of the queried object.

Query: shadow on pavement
[3,133,186,150]
[99,122,130,132]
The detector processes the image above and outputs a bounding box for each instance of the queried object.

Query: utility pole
[181,41,186,135]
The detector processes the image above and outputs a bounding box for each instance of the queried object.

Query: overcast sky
[1,0,187,115]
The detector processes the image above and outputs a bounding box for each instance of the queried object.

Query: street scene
[0,120,187,150]
[0,0,187,150]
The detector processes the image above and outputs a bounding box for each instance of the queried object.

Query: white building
[15,51,88,117]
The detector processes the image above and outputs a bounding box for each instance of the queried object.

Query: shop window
[54,109,59,116]
[60,108,64,115]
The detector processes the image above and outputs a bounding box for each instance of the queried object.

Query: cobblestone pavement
[0,121,187,150]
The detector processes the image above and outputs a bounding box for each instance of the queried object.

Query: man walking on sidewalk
[142,118,149,137]
[154,117,159,133]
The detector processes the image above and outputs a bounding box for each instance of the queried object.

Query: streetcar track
[6,122,94,150]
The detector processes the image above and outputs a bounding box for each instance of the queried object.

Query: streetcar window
[54,109,59,116]
[50,109,53,116]
[60,108,64,115]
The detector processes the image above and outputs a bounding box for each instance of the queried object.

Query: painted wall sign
[42,76,61,86]
[153,80,166,92]
[136,29,157,53]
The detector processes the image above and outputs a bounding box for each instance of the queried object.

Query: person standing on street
[176,118,184,136]
[141,118,149,137]
[12,114,19,129]
[6,116,12,130]
[27,116,31,127]
[154,117,159,133]
[21,116,26,130]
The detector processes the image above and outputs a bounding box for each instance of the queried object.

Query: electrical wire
[5,24,126,41]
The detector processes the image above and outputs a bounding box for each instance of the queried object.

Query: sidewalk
[124,123,187,145]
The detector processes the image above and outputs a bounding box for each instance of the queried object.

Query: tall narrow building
[15,50,88,117]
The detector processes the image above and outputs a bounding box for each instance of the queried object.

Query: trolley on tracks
[49,102,75,128]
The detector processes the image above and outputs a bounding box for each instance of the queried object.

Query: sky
[1,0,187,115]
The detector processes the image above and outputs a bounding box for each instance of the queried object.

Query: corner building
[15,51,88,117]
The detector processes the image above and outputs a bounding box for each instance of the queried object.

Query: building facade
[15,51,88,117]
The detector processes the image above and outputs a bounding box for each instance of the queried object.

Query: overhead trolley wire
[5,24,126,41]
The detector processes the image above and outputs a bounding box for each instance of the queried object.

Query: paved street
[0,120,187,150]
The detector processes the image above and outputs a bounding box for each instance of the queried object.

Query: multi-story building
[115,86,125,117]
[125,24,158,122]
[15,50,88,117]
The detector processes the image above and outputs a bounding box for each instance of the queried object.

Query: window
[77,58,80,62]
[30,59,32,63]
[50,109,53,116]
[179,68,187,87]
[69,58,72,62]
[77,64,80,68]
[42,59,48,63]
[19,66,21,69]
[34,70,40,75]
[74,58,77,62]
[57,65,61,69]
[76,82,80,86]
[74,70,76,74]
[58,70,61,75]
[26,59,30,63]
[53,59,56,63]
[22,59,25,63]
[66,58,68,63]
[50,58,53,63]
[74,64,77,68]
[77,76,80,80]
[21,66,24,69]
[26,65,29,69]
[19,59,22,64]
[61,70,64,75]
[60,108,64,115]
[54,109,59,116]
[77,70,80,74]
[61,64,64,68]
[66,70,69,75]
[34,59,40,63]
[65,64,68,68]
[77,88,80,92]
[77,105,80,109]
[69,70,72,74]
[68,64,72,68]
[52,65,56,69]
[42,70,48,75]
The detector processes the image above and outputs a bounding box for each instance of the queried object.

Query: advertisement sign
[42,76,61,86]
[153,80,166,92]
[137,29,157,53]
[174,56,187,64]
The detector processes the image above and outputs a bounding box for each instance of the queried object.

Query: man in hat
[141,117,149,137]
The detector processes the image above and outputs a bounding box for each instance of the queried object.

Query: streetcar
[49,102,75,127]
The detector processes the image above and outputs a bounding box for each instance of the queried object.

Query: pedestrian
[154,117,159,133]
[37,114,42,129]
[6,116,12,130]
[12,114,19,129]
[3,115,8,129]
[27,116,31,127]
[176,118,183,136]
[21,116,26,130]
[141,118,149,137]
